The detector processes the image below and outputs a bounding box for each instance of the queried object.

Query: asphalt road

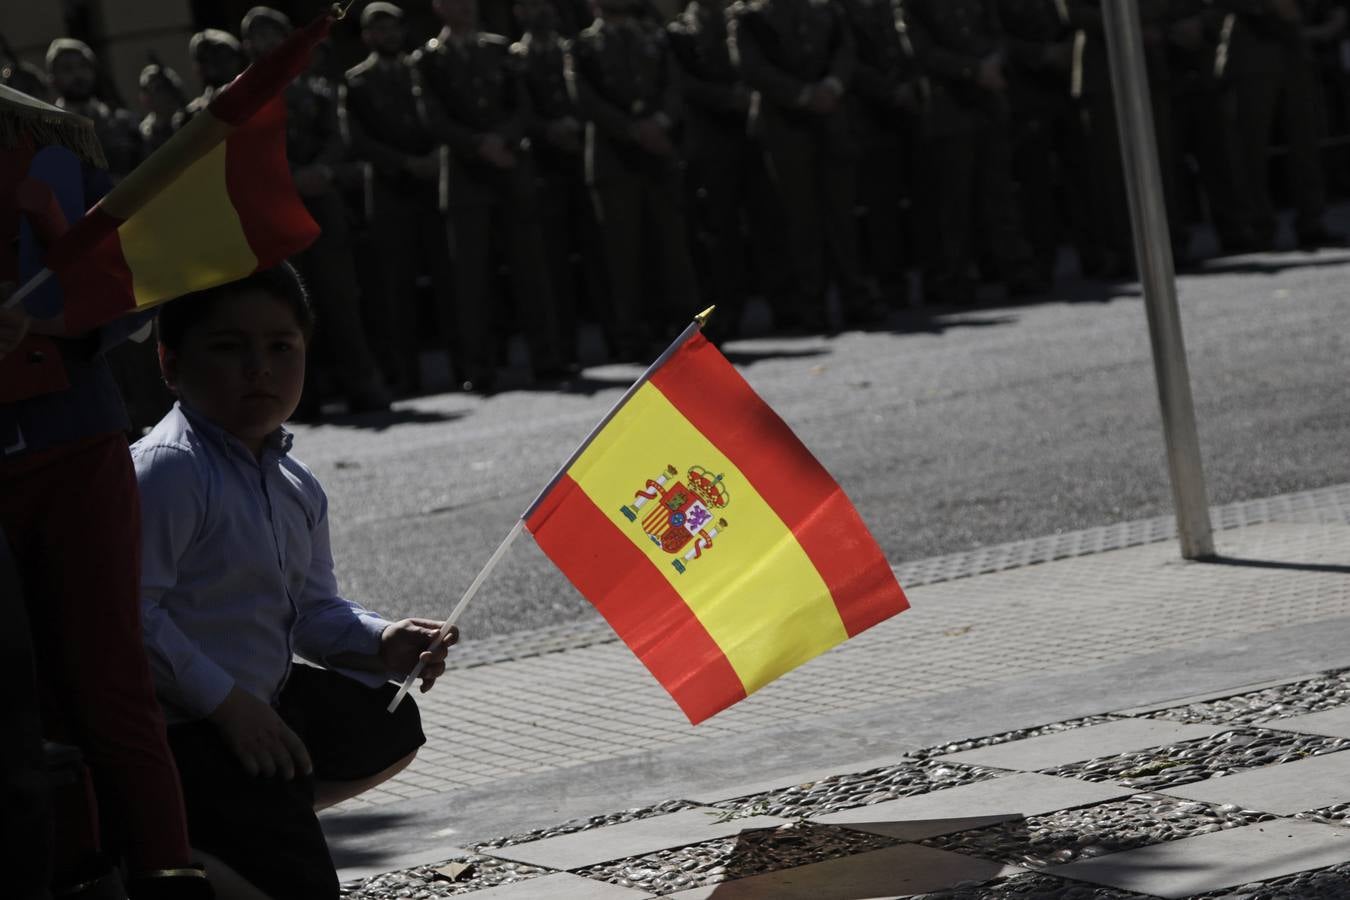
[290,249,1350,639]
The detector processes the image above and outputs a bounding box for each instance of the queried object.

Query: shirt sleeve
[135,442,237,719]
[291,479,393,687]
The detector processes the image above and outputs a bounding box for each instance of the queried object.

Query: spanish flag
[525,324,909,724]
[24,14,330,331]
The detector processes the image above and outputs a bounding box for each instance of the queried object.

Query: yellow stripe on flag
[118,142,258,308]
[568,382,849,694]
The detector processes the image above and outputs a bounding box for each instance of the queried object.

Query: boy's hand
[208,687,314,780]
[380,618,457,693]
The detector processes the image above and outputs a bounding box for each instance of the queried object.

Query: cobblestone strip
[341,668,1350,899]
[1142,668,1350,727]
[1041,730,1350,792]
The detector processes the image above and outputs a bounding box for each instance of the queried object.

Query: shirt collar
[177,401,294,463]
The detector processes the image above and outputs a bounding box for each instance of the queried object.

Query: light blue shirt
[132,403,392,723]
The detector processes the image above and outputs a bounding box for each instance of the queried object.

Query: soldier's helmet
[361,1,406,27]
[188,29,243,61]
[45,38,96,71]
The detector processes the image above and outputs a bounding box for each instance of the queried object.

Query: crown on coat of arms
[687,466,730,509]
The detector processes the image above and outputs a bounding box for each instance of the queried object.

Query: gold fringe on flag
[0,83,107,169]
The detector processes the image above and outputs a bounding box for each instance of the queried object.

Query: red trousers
[0,432,192,874]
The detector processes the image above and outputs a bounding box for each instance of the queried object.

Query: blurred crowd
[6,0,1350,424]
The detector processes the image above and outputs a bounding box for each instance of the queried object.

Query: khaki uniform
[343,52,455,393]
[416,30,563,385]
[567,18,701,356]
[730,0,870,327]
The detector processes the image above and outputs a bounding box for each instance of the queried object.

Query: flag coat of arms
[525,332,909,723]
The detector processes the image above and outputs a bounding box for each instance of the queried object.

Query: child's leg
[312,750,416,811]
[168,720,339,900]
[278,665,425,810]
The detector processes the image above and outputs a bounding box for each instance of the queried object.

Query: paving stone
[486,808,788,870]
[812,773,1135,840]
[1259,705,1350,739]
[454,872,655,898]
[1164,749,1350,814]
[1046,818,1350,899]
[936,719,1220,771]
[662,844,1024,899]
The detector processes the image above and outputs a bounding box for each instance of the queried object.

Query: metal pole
[1101,0,1215,559]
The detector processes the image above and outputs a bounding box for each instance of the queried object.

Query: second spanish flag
[526,333,909,724]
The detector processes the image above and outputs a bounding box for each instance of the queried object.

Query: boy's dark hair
[156,263,314,350]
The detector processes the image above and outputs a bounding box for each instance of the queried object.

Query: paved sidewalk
[324,483,1350,898]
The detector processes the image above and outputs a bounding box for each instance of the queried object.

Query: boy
[132,264,453,899]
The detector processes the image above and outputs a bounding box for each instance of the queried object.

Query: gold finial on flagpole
[331,0,357,19]
[694,306,716,329]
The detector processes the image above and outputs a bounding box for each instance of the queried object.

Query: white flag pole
[2,268,53,311]
[387,306,717,713]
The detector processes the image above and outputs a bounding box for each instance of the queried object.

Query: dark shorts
[167,665,424,900]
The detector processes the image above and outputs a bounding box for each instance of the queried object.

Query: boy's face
[161,288,306,453]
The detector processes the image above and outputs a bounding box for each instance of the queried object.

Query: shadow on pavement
[885,310,1022,336]
[1188,253,1350,278]
[720,347,832,366]
[313,408,468,432]
[323,809,419,870]
[1200,556,1350,576]
[527,374,652,395]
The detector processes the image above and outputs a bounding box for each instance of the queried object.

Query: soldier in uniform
[416,0,565,390]
[730,0,882,330]
[668,0,788,340]
[1165,2,1259,256]
[904,0,1044,305]
[242,7,391,415]
[1068,0,1184,274]
[46,39,142,180]
[343,2,454,396]
[513,0,595,366]
[999,0,1098,282]
[137,62,187,155]
[1228,0,1341,248]
[568,0,702,357]
[178,29,246,127]
[839,0,922,308]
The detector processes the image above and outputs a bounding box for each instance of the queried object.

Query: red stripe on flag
[527,474,747,724]
[223,98,320,266]
[649,334,908,637]
[43,205,124,273]
[57,227,136,333]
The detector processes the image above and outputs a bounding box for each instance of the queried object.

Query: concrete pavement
[324,481,1350,898]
